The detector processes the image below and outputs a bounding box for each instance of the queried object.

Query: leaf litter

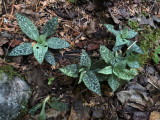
[1,0,160,120]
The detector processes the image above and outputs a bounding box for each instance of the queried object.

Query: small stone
[145,66,155,75]
[92,109,104,119]
[0,72,31,120]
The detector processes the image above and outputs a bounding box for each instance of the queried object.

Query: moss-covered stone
[0,65,21,80]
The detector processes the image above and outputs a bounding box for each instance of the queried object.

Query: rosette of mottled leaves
[9,13,70,65]
[59,50,101,96]
[98,45,139,92]
[104,24,143,53]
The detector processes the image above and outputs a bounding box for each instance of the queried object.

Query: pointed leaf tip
[83,71,101,96]
[43,17,58,37]
[59,64,79,78]
[9,43,33,56]
[47,37,70,49]
[15,13,39,41]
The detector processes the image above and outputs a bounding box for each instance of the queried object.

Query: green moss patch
[0,65,21,80]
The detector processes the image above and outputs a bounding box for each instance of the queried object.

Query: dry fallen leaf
[0,47,4,56]
[0,37,9,46]
[85,20,96,35]
[10,39,22,47]
[117,83,153,110]
[150,111,160,120]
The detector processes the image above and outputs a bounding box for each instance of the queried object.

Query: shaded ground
[1,0,160,120]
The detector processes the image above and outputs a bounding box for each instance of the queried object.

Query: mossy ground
[128,20,160,65]
[0,65,21,80]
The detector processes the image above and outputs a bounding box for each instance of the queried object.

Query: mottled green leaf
[47,37,70,49]
[98,66,112,75]
[78,70,86,84]
[113,60,138,80]
[43,17,58,37]
[127,60,140,68]
[59,64,79,78]
[33,43,48,64]
[9,43,33,56]
[80,50,91,69]
[120,29,128,39]
[126,41,143,53]
[100,45,114,63]
[115,35,128,47]
[49,101,68,111]
[104,24,119,36]
[15,13,39,41]
[126,30,137,39]
[29,103,42,115]
[44,51,56,65]
[108,75,120,92]
[82,71,101,95]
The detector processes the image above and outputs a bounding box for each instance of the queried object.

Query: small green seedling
[29,96,68,120]
[59,50,101,96]
[98,45,139,92]
[9,13,70,65]
[47,77,55,85]
[105,24,143,53]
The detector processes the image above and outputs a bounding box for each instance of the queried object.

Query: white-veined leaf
[44,51,56,65]
[108,75,120,92]
[82,71,101,95]
[47,37,70,49]
[59,64,79,78]
[33,43,48,64]
[15,13,39,41]
[9,43,33,56]
[42,17,58,37]
[79,50,91,69]
[126,30,137,39]
[113,60,138,80]
[104,24,119,36]
[100,45,114,63]
[78,70,86,84]
[115,35,128,47]
[98,66,112,75]
[126,41,143,54]
[127,60,140,68]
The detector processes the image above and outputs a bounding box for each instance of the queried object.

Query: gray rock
[92,109,104,119]
[0,72,31,120]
